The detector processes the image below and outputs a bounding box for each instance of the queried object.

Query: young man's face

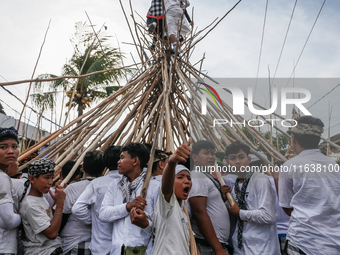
[174,170,192,201]
[226,150,251,172]
[30,173,53,195]
[117,151,138,175]
[192,148,215,167]
[0,138,19,171]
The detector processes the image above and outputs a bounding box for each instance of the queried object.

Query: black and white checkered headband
[0,126,19,141]
[27,158,55,177]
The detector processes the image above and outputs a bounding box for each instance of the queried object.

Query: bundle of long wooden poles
[7,2,340,254]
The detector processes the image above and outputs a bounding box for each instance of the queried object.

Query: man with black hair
[225,141,280,255]
[0,127,21,254]
[60,150,105,255]
[279,116,340,255]
[189,140,231,255]
[60,160,81,185]
[72,145,122,255]
[151,149,171,182]
[99,143,160,255]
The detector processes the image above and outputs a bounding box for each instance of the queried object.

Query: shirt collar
[298,149,320,157]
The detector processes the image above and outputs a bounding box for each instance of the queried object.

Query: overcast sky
[1,0,340,135]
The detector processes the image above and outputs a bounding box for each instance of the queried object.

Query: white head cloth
[175,164,190,175]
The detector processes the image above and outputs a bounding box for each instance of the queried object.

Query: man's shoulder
[0,171,11,186]
[21,196,47,210]
[147,178,161,192]
[66,180,90,191]
[285,149,334,164]
[251,172,272,186]
[91,172,120,184]
[190,170,208,178]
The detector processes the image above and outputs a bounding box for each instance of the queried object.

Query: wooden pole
[183,206,198,255]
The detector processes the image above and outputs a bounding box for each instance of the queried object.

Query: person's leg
[279,236,287,255]
[147,17,157,33]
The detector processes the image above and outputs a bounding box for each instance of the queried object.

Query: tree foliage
[31,21,130,118]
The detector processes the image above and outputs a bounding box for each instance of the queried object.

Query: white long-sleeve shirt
[72,170,121,255]
[279,149,340,255]
[99,177,160,255]
[231,172,280,255]
[0,170,21,254]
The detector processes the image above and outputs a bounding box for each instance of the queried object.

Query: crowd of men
[1,116,340,255]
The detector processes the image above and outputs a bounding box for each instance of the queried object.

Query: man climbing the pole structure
[99,143,160,255]
[164,0,192,55]
[189,140,231,255]
[147,0,164,35]
[279,116,340,255]
[225,141,280,255]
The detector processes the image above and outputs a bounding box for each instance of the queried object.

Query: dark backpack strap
[203,172,221,191]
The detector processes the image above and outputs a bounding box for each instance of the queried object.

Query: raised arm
[43,188,66,239]
[162,140,191,202]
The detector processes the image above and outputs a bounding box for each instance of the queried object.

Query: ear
[291,134,298,148]
[29,175,35,184]
[191,154,198,163]
[159,161,165,170]
[132,157,139,167]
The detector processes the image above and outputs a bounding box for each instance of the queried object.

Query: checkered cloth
[118,170,146,203]
[147,0,163,17]
[279,236,287,255]
[285,240,306,255]
[65,239,92,255]
[50,247,63,255]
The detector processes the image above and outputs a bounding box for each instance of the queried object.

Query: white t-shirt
[72,170,121,255]
[151,175,162,182]
[279,149,340,254]
[60,180,91,254]
[152,191,191,255]
[11,178,25,211]
[20,195,62,255]
[231,172,280,255]
[189,171,230,244]
[0,170,17,254]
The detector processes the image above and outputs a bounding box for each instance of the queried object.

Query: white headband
[175,164,190,175]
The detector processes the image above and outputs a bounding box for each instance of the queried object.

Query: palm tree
[32,22,128,119]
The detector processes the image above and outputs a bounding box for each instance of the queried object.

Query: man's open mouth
[183,186,190,193]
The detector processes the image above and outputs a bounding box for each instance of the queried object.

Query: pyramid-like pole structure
[12,1,340,187]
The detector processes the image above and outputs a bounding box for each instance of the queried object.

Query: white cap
[175,164,190,175]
